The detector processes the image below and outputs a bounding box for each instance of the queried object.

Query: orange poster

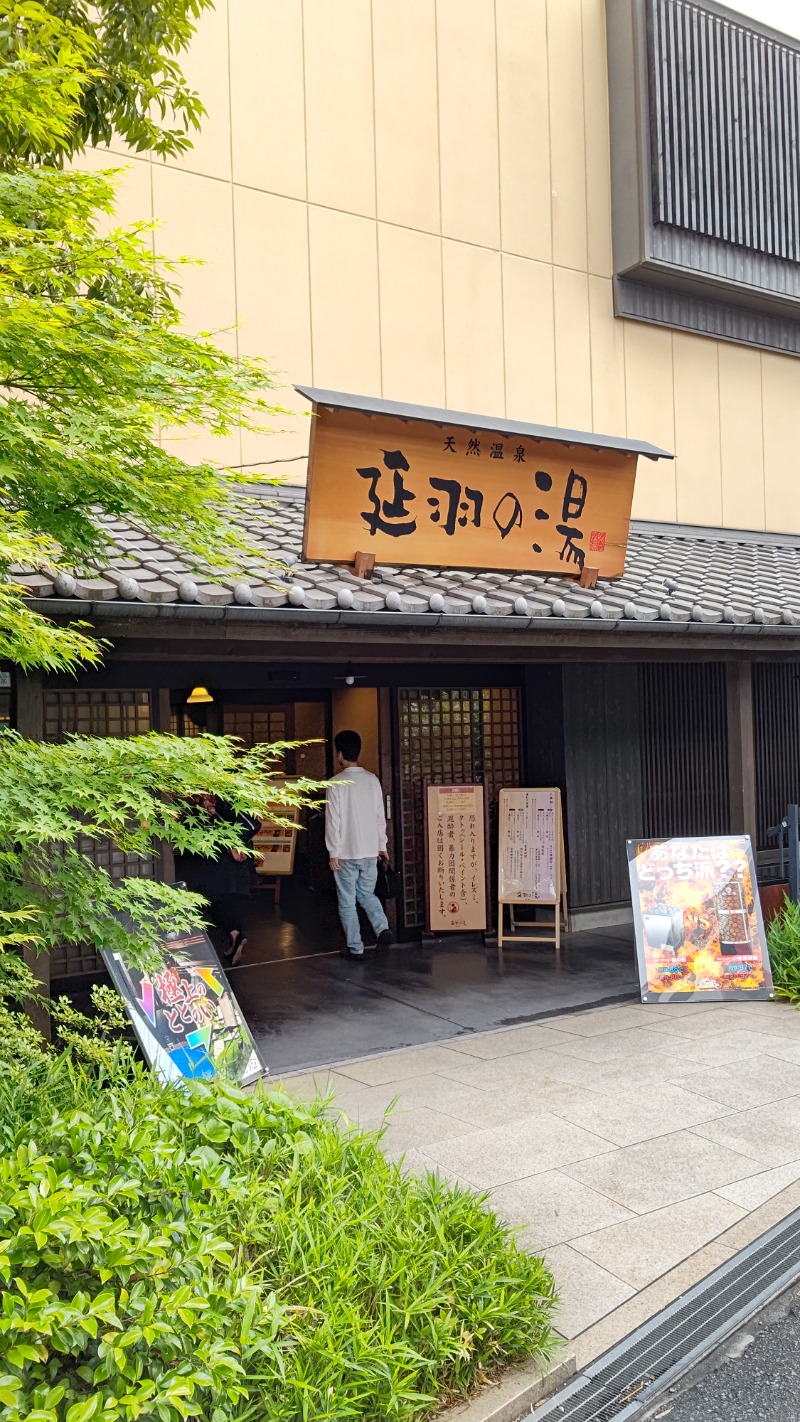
[628,837,773,1002]
[425,785,487,933]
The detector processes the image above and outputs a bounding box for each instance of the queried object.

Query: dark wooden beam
[726,661,758,848]
[152,686,176,885]
[43,620,800,665]
[15,668,44,739]
[13,670,51,1037]
[378,686,397,937]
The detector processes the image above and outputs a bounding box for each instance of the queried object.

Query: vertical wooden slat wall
[753,661,800,850]
[562,665,644,908]
[560,662,730,910]
[648,0,800,261]
[639,663,730,838]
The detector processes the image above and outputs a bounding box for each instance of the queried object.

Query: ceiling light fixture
[186,686,214,705]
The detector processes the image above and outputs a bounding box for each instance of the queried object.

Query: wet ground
[225,882,639,1074]
[55,879,639,1076]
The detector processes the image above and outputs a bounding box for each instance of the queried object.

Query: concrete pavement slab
[664,1029,793,1070]
[277,997,800,1383]
[339,1071,556,1129]
[359,1104,476,1153]
[334,1042,479,1085]
[693,1097,800,1167]
[563,1130,762,1213]
[549,1081,733,1147]
[678,1057,800,1109]
[709,1029,800,1065]
[270,1068,369,1105]
[569,1192,746,1289]
[420,1112,613,1190]
[444,1022,588,1059]
[536,1048,707,1095]
[545,1004,662,1036]
[713,1178,800,1251]
[541,1245,636,1338]
[643,1008,800,1043]
[435,1046,574,1091]
[545,1026,694,1063]
[714,1160,800,1211]
[489,1170,634,1248]
[571,1240,736,1368]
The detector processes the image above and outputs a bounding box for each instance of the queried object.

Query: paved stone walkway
[277,998,800,1345]
[277,1001,800,1342]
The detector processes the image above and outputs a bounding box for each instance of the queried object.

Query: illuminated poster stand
[628,836,774,1002]
[102,924,265,1086]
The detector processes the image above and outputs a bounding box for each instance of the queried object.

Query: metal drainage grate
[532,1205,800,1422]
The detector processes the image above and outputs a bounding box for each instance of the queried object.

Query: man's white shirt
[325,766,388,860]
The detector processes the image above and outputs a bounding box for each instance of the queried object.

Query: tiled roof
[295,386,674,461]
[18,485,800,631]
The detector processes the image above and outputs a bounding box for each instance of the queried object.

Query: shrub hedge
[0,1053,557,1422]
[767,896,800,1004]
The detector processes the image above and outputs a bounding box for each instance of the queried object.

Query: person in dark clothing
[176,794,259,965]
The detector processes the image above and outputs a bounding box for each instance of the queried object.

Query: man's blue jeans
[333,857,389,954]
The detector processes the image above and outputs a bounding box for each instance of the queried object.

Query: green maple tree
[0,2,312,981]
[0,0,285,668]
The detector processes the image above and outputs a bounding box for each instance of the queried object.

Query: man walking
[326,729,392,959]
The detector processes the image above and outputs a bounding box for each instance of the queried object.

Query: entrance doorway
[175,678,635,1076]
[172,685,388,960]
[42,669,640,1074]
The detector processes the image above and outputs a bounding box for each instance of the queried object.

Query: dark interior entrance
[159,678,636,1075]
[33,652,800,1072]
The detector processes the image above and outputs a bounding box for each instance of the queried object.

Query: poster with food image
[627,836,773,1002]
[103,926,265,1086]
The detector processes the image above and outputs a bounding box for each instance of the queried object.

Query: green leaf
[7,1342,42,1365]
[66,1394,102,1422]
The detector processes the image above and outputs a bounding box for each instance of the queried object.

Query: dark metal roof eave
[29,598,799,641]
[295,385,674,462]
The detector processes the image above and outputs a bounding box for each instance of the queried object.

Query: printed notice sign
[425,784,487,933]
[498,789,558,903]
[103,926,265,1085]
[497,788,568,952]
[628,836,773,1002]
[253,804,300,876]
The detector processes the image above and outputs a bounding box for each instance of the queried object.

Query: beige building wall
[90,0,800,533]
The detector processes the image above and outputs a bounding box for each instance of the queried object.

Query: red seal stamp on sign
[589,530,606,553]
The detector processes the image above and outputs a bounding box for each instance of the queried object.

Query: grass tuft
[0,1054,557,1421]
[767,895,800,1004]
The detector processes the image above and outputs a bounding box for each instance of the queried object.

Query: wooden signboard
[425,784,488,933]
[253,804,300,877]
[497,788,568,953]
[303,405,638,579]
[628,836,774,1003]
